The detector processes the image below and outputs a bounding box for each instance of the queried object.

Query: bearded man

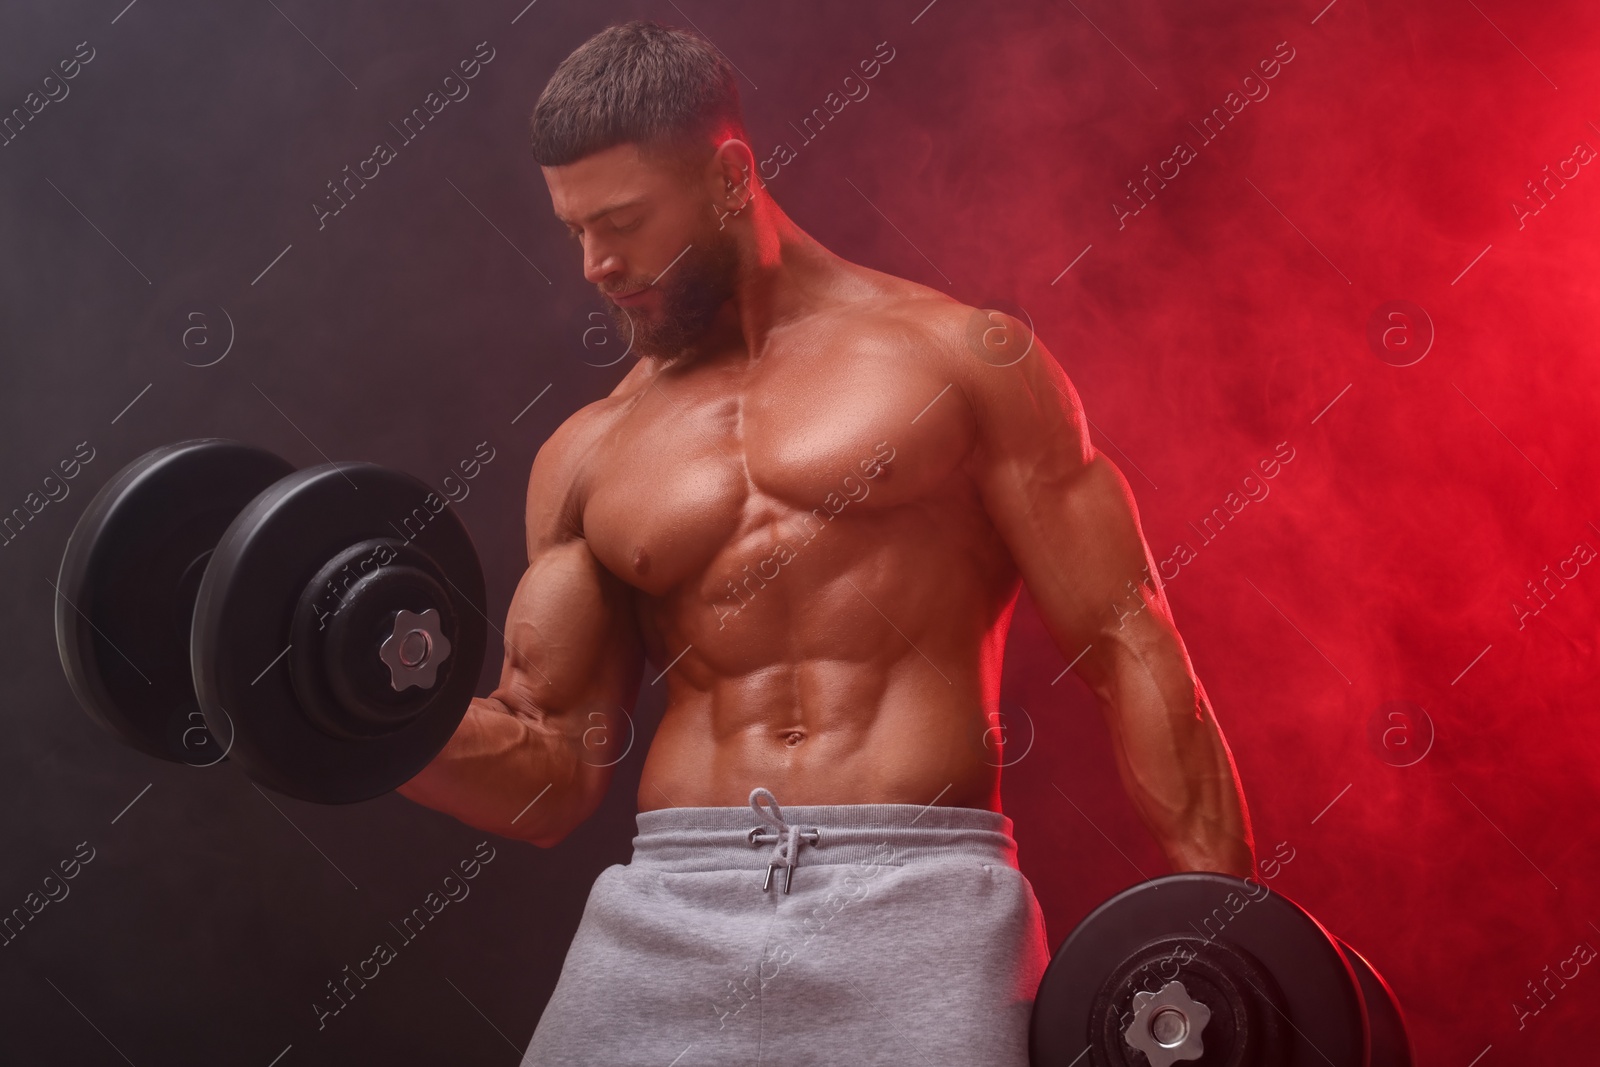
[397,20,1254,1066]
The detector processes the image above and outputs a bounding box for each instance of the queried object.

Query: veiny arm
[953,311,1255,877]
[397,407,645,847]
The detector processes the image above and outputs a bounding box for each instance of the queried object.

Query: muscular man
[397,20,1254,1065]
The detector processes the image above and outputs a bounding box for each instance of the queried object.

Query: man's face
[544,142,739,363]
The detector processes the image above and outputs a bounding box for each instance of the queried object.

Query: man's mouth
[608,286,651,307]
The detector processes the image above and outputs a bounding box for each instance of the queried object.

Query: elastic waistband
[630,791,1020,874]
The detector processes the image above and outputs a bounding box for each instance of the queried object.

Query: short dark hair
[528,20,747,171]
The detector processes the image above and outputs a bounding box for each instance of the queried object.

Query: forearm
[395,696,599,848]
[1099,641,1256,878]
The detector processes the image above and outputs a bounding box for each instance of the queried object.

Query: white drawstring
[747,787,820,892]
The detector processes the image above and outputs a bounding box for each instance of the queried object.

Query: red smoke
[728,0,1600,1060]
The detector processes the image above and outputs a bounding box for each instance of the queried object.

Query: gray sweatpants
[523,788,1050,1066]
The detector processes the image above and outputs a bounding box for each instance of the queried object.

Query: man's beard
[603,226,739,363]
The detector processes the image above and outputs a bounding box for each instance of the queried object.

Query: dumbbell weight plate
[1337,937,1415,1067]
[1030,872,1367,1066]
[191,461,486,804]
[53,439,295,763]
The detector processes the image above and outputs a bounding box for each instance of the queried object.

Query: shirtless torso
[397,138,1253,878]
[585,268,1015,815]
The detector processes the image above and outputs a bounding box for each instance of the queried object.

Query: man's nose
[582,240,624,286]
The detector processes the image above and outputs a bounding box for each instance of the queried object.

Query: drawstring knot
[747,787,820,893]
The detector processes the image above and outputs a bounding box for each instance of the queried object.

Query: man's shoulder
[835,262,1052,381]
[536,392,629,469]
[817,266,989,363]
[821,267,1074,450]
[525,392,632,539]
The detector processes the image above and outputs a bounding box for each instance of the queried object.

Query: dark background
[3,0,1598,1063]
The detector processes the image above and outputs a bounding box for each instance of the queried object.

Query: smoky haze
[1,0,1596,1063]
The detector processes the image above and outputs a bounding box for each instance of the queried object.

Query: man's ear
[709,138,757,210]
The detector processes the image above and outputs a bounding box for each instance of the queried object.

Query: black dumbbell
[53,439,487,804]
[1029,872,1414,1066]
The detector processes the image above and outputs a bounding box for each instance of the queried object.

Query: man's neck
[703,204,837,368]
